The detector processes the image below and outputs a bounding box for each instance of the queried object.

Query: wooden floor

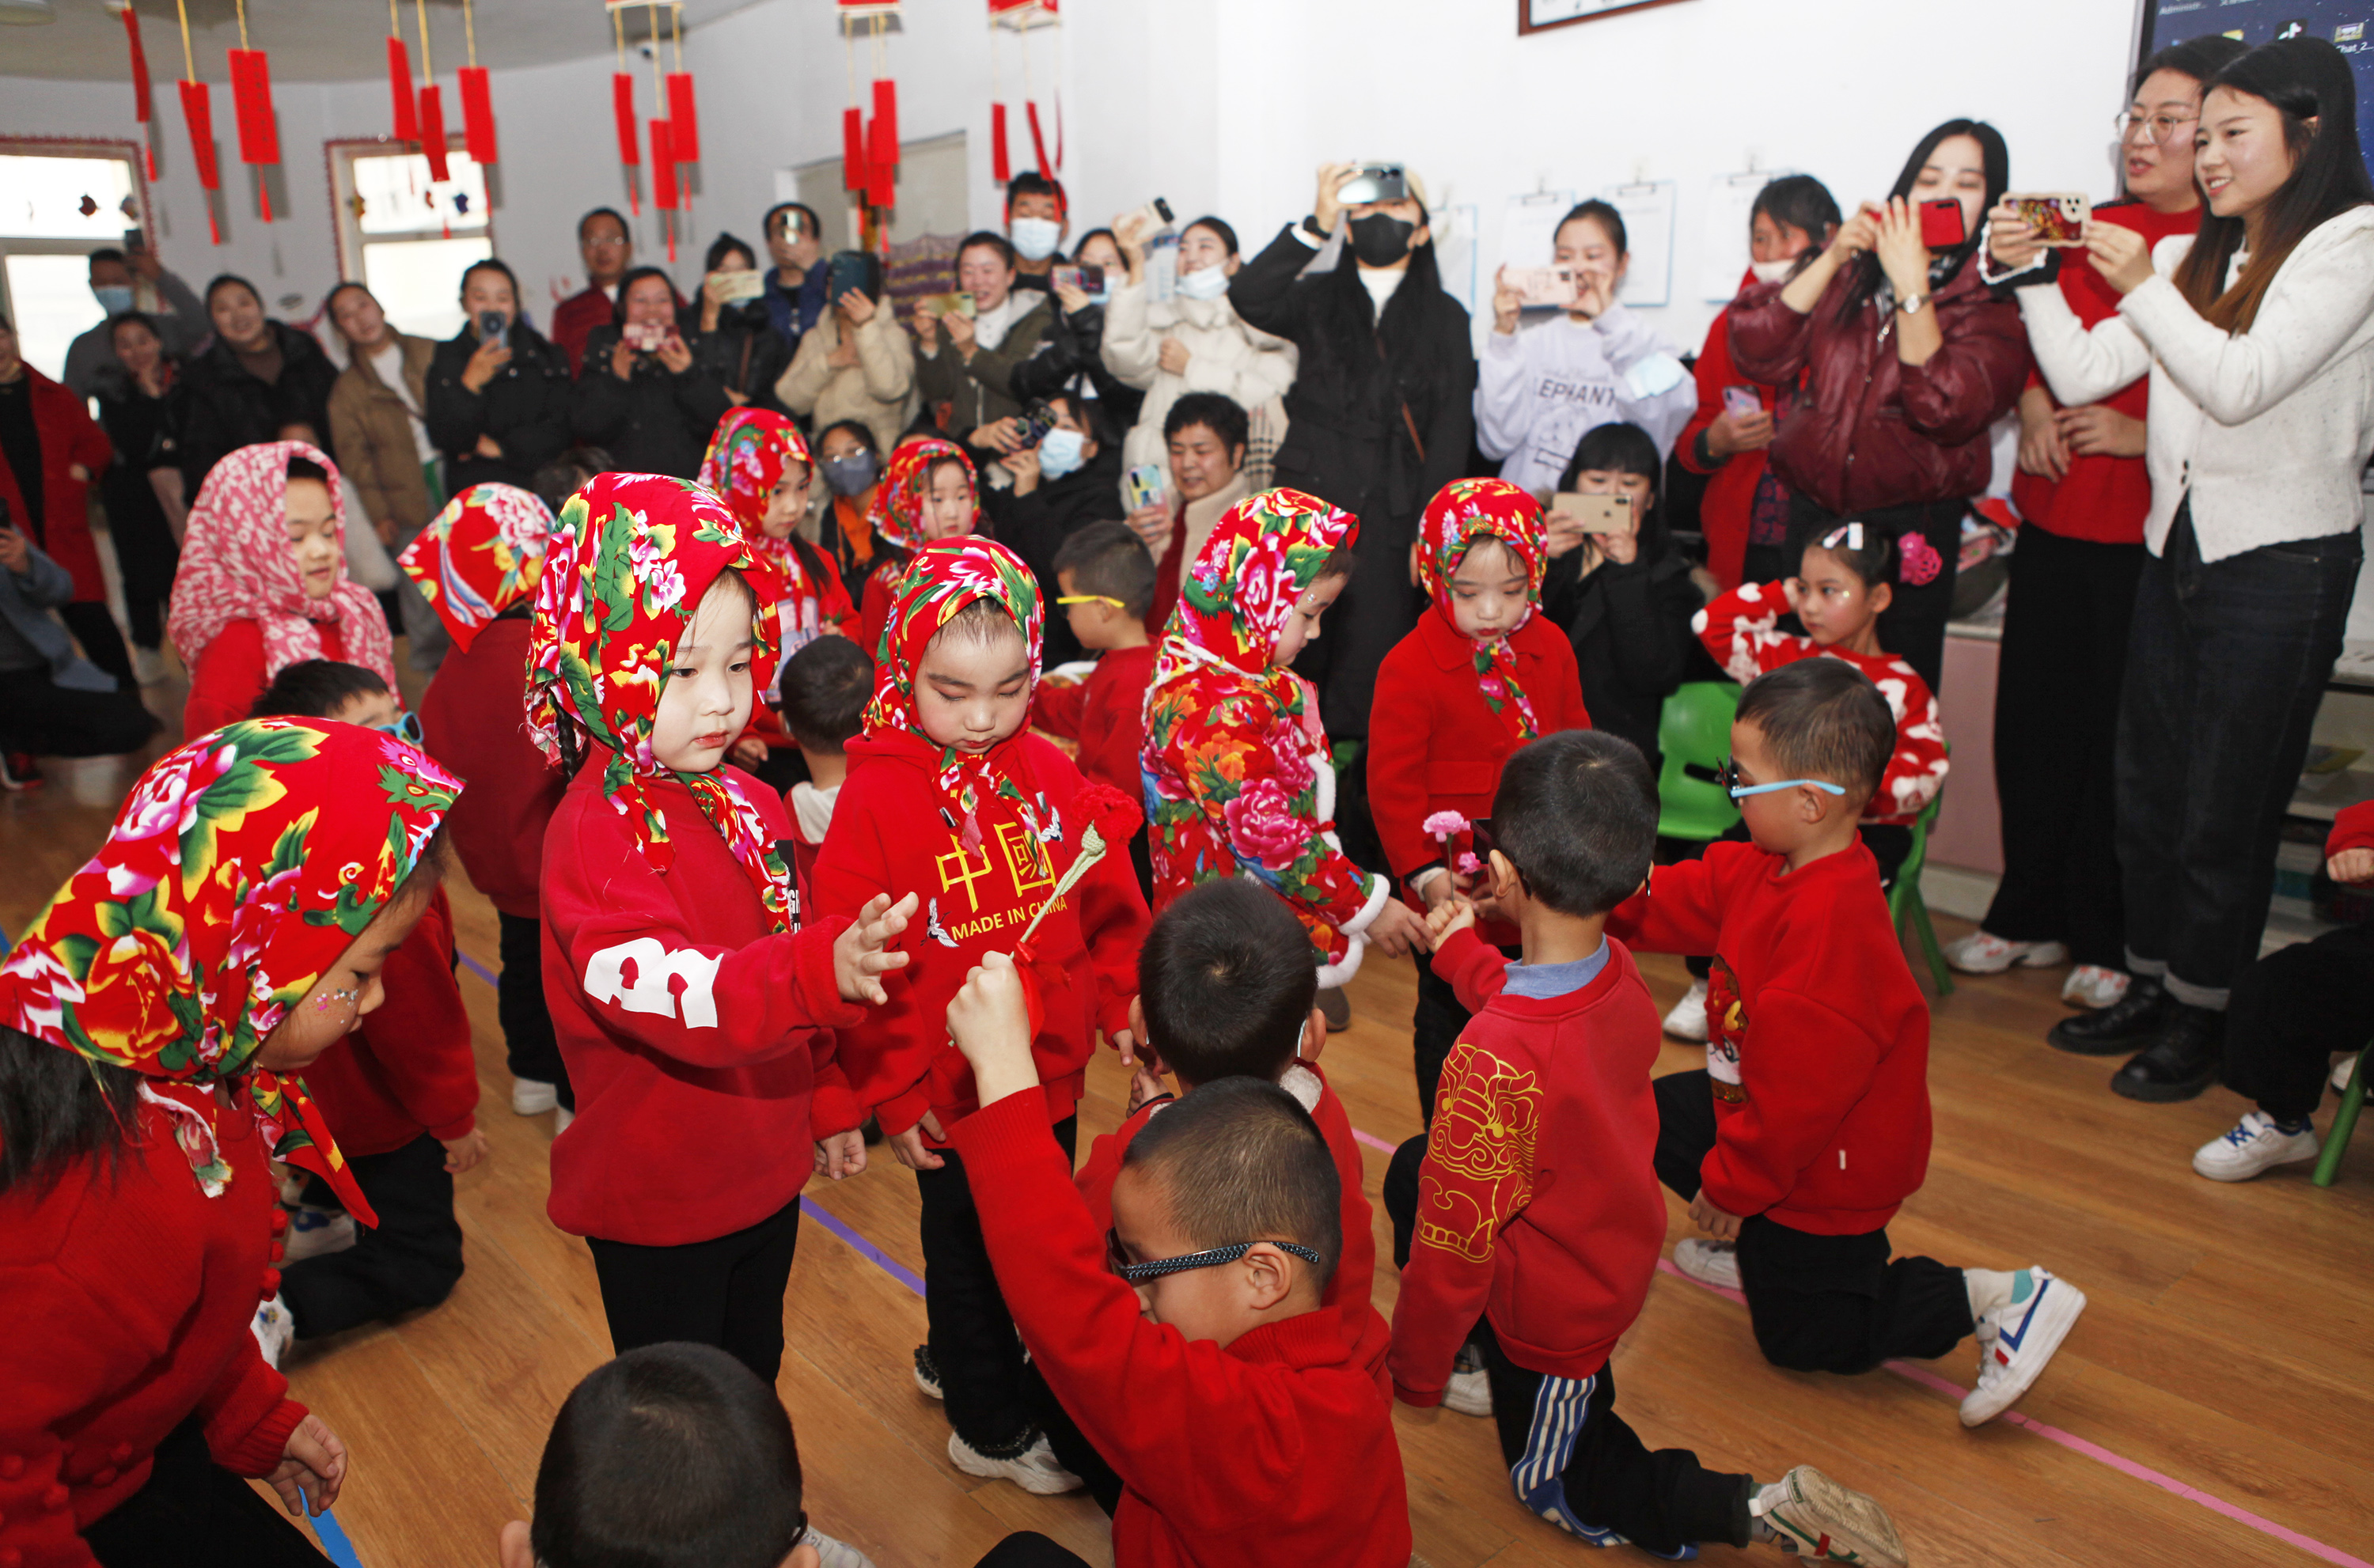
[6,664,2372,1568]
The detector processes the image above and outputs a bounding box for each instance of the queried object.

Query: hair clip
[1820,522,1865,552]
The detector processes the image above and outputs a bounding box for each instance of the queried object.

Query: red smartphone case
[1919,199,1966,249]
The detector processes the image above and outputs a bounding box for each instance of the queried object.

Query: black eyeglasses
[1105,1227,1322,1282]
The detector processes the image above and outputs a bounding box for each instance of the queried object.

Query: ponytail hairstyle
[2172,37,2374,334]
[1837,119,2009,324]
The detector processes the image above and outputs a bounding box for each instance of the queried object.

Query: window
[0,142,150,383]
[328,141,494,343]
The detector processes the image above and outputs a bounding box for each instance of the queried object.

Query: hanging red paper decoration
[457,0,496,164]
[610,5,641,217]
[991,102,1011,184]
[988,0,1060,187]
[223,0,282,222]
[386,0,417,142]
[170,0,220,242]
[842,105,869,197]
[650,119,678,211]
[867,78,898,207]
[418,84,451,181]
[115,6,157,180]
[1024,100,1049,176]
[666,74,700,163]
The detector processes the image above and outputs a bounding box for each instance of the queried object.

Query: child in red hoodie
[529,472,912,1383]
[396,481,576,1122]
[1031,520,1159,898]
[1047,878,1387,1516]
[813,536,1149,1494]
[1389,730,1904,1563]
[1368,478,1591,1122]
[1617,658,2084,1428]
[946,956,1412,1568]
[245,660,487,1352]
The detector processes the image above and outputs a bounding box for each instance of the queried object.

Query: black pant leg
[1985,524,2084,945]
[2068,540,2146,968]
[920,1115,1078,1451]
[973,1534,1092,1568]
[1857,824,1912,892]
[719,1197,802,1384]
[61,600,136,688]
[82,1418,328,1567]
[1652,1070,1716,1200]
[1383,1133,1427,1270]
[588,1195,803,1381]
[1734,1216,1974,1375]
[0,666,158,757]
[495,911,571,1108]
[1412,956,1473,1125]
[281,1134,464,1340]
[2221,922,2374,1122]
[112,498,182,653]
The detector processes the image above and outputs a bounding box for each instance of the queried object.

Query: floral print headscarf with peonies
[0,719,461,1219]
[524,472,800,932]
[396,482,555,653]
[1416,477,1548,743]
[864,437,977,553]
[862,536,1043,851]
[697,408,855,662]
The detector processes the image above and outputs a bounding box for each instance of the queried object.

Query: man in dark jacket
[1229,163,1475,751]
[982,389,1124,666]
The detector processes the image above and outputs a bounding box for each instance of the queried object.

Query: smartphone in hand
[1918,199,1968,250]
[1552,492,1636,537]
[1722,385,1761,419]
[2004,193,2089,246]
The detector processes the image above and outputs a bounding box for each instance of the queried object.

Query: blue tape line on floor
[313,1502,366,1568]
[455,949,500,989]
[802,1195,926,1297]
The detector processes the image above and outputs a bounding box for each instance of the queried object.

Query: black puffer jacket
[1230,227,1474,739]
[570,325,734,479]
[1539,524,1705,767]
[174,320,339,492]
[1011,297,1144,430]
[425,321,574,494]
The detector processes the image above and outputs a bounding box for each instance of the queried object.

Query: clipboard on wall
[1603,180,1674,308]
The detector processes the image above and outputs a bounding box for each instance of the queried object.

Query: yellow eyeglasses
[1056,593,1126,610]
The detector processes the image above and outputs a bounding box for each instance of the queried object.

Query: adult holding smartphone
[427,259,572,495]
[690,233,790,415]
[571,267,731,479]
[1951,35,2249,1013]
[911,232,1051,453]
[2007,37,2374,1100]
[776,259,916,461]
[1102,214,1291,480]
[1727,120,2029,693]
[1677,175,1841,591]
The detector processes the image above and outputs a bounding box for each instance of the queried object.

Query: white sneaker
[946,1430,1082,1495]
[251,1293,295,1369]
[1754,1466,1907,1567]
[1942,931,2069,975]
[1960,1268,2084,1426]
[553,1104,575,1134]
[1671,1237,1742,1292]
[2060,964,2129,1009]
[2192,1111,2319,1182]
[511,1077,558,1115]
[1443,1367,1493,1417]
[2337,1055,2361,1093]
[1663,979,1709,1043]
[803,1528,878,1568]
[282,1205,356,1263]
[912,1345,943,1400]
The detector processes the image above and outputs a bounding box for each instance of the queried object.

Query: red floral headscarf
[1150,487,1358,719]
[1416,478,1547,742]
[166,440,397,690]
[864,437,977,553]
[0,720,461,1220]
[862,536,1043,850]
[396,483,555,653]
[698,407,853,664]
[524,472,799,932]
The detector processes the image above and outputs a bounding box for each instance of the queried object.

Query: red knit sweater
[540,753,864,1246]
[1,1100,307,1566]
[419,617,563,920]
[303,888,479,1157]
[1609,839,1931,1234]
[952,1092,1413,1568]
[2329,800,2374,858]
[1389,928,1666,1399]
[1073,1062,1389,1391]
[813,728,1147,1137]
[1030,642,1158,803]
[184,619,350,740]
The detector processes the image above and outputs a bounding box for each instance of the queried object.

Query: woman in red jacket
[1728,121,2030,692]
[1367,478,1588,1122]
[167,441,397,737]
[0,313,130,683]
[1674,176,1841,592]
[0,718,459,1568]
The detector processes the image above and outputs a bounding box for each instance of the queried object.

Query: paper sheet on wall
[1499,190,1576,274]
[1438,203,1481,321]
[1701,169,1796,302]
[1604,181,1674,308]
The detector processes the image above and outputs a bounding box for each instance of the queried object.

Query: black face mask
[823,451,879,497]
[1348,212,1416,268]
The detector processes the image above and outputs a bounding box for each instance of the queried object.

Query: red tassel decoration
[388,36,418,141]
[650,119,677,210]
[612,73,640,214]
[177,78,222,244]
[842,106,868,195]
[120,7,157,178]
[873,78,898,156]
[666,73,700,163]
[867,142,896,210]
[228,50,279,166]
[1025,100,1050,176]
[991,102,1011,184]
[418,84,450,181]
[458,66,496,163]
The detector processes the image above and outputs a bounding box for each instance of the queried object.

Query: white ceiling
[0,0,755,83]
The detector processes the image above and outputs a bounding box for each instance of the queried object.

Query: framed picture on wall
[1519,0,1695,34]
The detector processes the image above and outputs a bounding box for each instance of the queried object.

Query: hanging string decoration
[112,5,158,180]
[226,0,282,221]
[459,0,498,165]
[609,5,641,216]
[172,0,222,244]
[836,0,901,233]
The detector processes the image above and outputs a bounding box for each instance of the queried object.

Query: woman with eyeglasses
[1998,37,2374,1104]
[1952,36,2249,1014]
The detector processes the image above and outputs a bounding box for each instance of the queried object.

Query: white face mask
[1750,257,1797,284]
[1011,217,1064,261]
[1036,426,1088,479]
[1176,264,1230,301]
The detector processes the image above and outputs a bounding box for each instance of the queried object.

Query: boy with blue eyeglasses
[1620,659,2085,1429]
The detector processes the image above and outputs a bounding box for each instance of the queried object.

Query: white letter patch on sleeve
[584,938,724,1027]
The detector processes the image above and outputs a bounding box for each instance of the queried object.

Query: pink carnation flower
[1423,809,1470,843]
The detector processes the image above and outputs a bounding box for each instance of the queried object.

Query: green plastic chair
[1888,767,1954,998]
[1655,682,1743,843]
[2314,1045,2366,1187]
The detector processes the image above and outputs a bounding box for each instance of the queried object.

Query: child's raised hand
[1125,1063,1171,1115]
[813,1127,867,1181]
[1687,1192,1743,1242]
[887,1112,947,1172]
[836,892,917,1004]
[946,950,1042,1106]
[1426,895,1477,944]
[2328,847,2374,886]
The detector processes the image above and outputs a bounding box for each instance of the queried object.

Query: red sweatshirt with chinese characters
[302,888,479,1157]
[1610,839,1931,1234]
[1388,928,1666,1400]
[813,726,1149,1138]
[1695,582,1947,824]
[1031,642,1159,803]
[1074,1062,1389,1391]
[953,1092,1413,1568]
[540,752,864,1246]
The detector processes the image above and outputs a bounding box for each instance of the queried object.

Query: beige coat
[327,333,439,545]
[1171,468,1255,582]
[1101,280,1298,474]
[776,309,918,458]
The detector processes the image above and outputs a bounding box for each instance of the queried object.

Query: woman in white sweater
[1101,214,1299,479]
[2008,36,2374,1102]
[773,271,916,459]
